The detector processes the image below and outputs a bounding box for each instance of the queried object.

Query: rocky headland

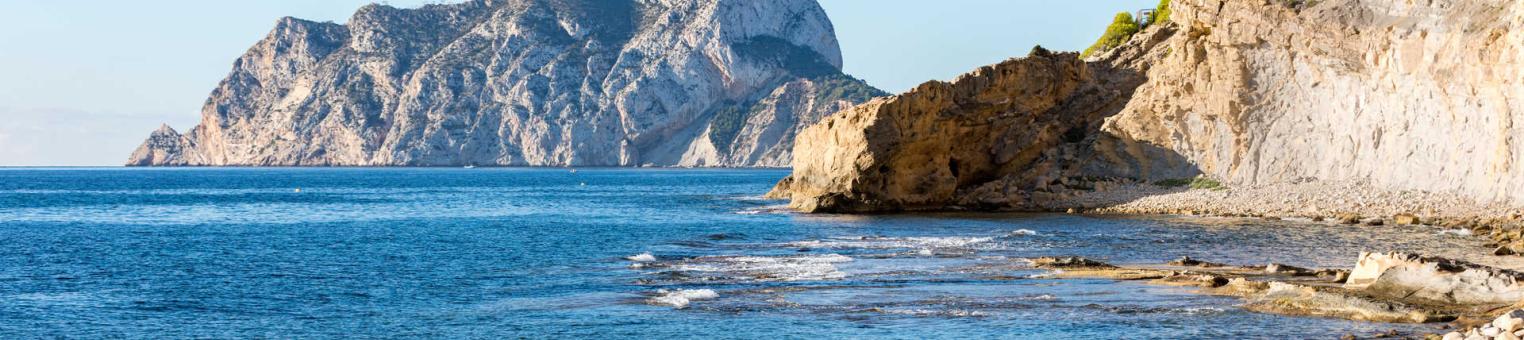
[127,0,883,167]
[769,0,1524,233]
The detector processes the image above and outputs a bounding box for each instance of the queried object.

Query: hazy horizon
[0,0,1156,166]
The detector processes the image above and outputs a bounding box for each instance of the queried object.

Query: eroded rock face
[772,47,1147,212]
[127,0,881,167]
[1102,0,1524,204]
[1346,252,1524,305]
[774,0,1524,212]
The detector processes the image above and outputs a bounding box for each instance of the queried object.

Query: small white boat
[464,165,477,169]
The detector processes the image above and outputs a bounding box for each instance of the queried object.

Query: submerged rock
[1241,282,1451,323]
[1167,256,1227,268]
[1031,256,1116,269]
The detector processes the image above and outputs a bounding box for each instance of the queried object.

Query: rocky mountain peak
[128,0,878,167]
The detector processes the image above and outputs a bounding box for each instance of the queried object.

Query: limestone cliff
[127,0,882,167]
[769,47,1147,212]
[773,0,1524,212]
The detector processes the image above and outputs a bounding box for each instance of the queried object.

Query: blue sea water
[0,168,1475,338]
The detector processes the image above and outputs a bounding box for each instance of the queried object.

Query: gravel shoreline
[1039,179,1524,255]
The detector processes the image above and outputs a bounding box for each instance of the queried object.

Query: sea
[0,168,1478,338]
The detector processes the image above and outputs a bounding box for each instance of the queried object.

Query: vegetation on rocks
[1081,12,1140,58]
[810,74,887,107]
[1150,0,1172,26]
[1154,176,1224,190]
[707,74,884,152]
[707,103,754,151]
[1083,0,1173,59]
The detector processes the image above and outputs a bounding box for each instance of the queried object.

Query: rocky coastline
[763,0,1524,335]
[1031,252,1524,338]
[768,0,1524,215]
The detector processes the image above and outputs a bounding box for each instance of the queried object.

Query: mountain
[770,0,1524,212]
[127,0,883,167]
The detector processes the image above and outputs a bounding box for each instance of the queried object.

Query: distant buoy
[294,188,302,193]
[580,182,587,186]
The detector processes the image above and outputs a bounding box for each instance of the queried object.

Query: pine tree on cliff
[1081,12,1140,59]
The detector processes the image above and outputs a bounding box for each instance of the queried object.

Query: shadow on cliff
[968,50,1205,212]
[1015,59,1204,212]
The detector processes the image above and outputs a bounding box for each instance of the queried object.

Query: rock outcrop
[126,124,185,166]
[768,47,1149,212]
[127,0,881,167]
[1031,253,1524,326]
[1346,252,1524,306]
[772,0,1524,212]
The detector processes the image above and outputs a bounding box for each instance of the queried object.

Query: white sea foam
[626,252,657,262]
[735,204,791,215]
[1008,229,1038,236]
[648,289,719,309]
[785,236,994,250]
[665,254,854,282]
[1028,269,1065,279]
[877,308,988,317]
[1024,294,1058,301]
[1439,229,1473,236]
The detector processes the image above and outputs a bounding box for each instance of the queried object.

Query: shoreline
[1029,179,1524,256]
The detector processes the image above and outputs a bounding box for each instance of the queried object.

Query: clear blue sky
[0,0,1156,166]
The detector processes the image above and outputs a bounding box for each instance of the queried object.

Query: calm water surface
[0,168,1479,338]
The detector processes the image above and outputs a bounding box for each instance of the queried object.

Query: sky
[0,0,1157,166]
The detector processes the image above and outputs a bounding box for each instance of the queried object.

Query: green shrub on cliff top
[1080,12,1139,59]
[1151,0,1172,26]
[1154,176,1225,191]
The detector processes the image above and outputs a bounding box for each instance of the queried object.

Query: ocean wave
[638,254,854,283]
[1088,304,1227,316]
[735,204,792,215]
[647,289,719,309]
[872,308,988,318]
[784,236,995,250]
[626,253,657,262]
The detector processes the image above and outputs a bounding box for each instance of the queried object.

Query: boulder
[1497,246,1518,256]
[1339,214,1364,225]
[1394,213,1421,225]
[1495,310,1524,333]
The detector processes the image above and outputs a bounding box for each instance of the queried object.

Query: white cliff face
[775,0,1524,212]
[128,0,881,167]
[1098,0,1524,204]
